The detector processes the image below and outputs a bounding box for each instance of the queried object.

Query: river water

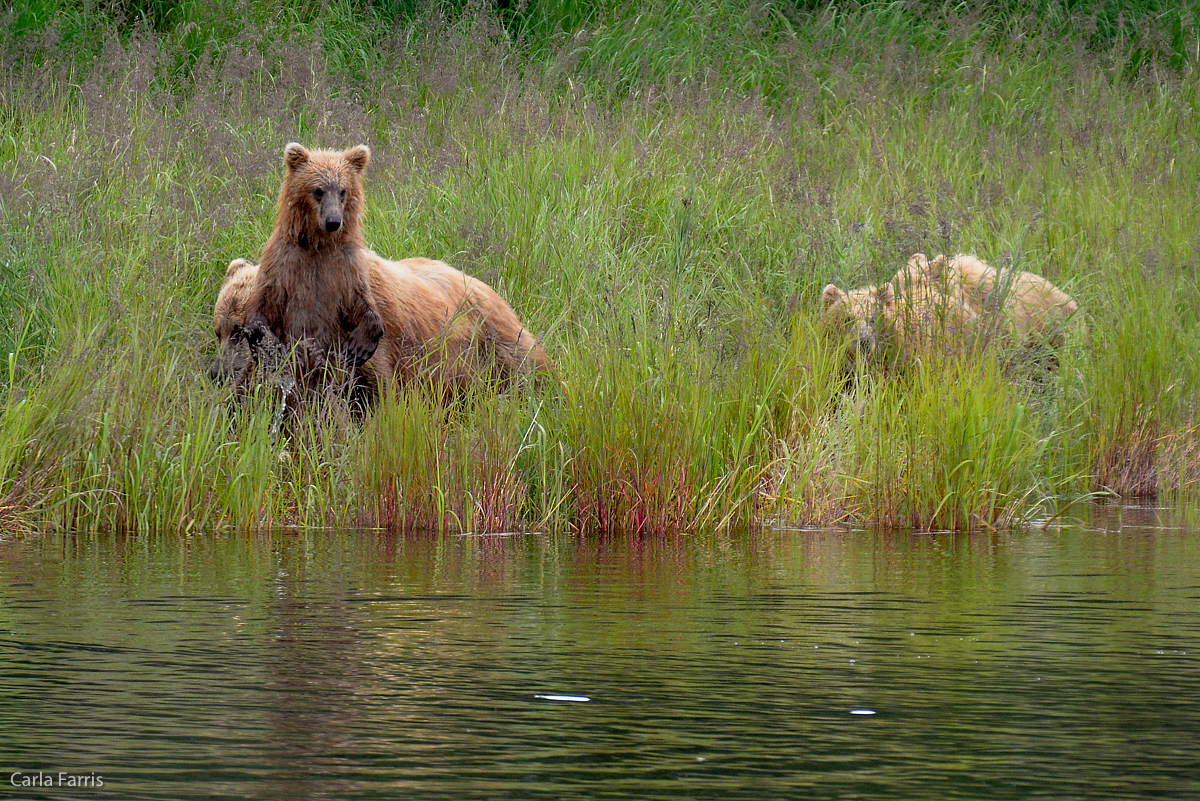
[1,505,1198,800]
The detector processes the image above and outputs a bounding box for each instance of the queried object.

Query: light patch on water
[850,709,876,715]
[535,694,590,702]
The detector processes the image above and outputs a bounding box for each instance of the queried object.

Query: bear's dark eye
[339,189,346,200]
[313,188,324,200]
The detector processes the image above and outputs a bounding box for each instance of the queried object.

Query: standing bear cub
[209,258,261,388]
[244,143,384,372]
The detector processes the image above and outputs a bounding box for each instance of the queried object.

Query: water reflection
[0,509,1198,799]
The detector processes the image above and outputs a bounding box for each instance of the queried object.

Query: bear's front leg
[341,308,384,368]
[243,316,287,375]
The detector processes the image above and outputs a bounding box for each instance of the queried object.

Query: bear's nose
[325,218,342,232]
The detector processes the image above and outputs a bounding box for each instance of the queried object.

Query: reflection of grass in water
[0,2,1197,532]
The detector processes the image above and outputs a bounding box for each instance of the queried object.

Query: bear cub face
[282,142,370,242]
[822,283,895,355]
[210,258,258,384]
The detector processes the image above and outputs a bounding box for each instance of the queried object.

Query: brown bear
[210,257,328,387]
[363,256,555,390]
[822,277,976,358]
[821,283,892,355]
[901,253,1079,347]
[212,256,554,401]
[893,252,964,298]
[243,143,384,371]
[210,258,266,388]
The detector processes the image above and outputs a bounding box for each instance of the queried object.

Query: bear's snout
[316,189,346,234]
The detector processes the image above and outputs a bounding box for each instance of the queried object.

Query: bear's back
[367,255,550,386]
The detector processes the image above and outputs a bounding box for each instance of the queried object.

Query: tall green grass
[0,0,1197,534]
[846,356,1050,530]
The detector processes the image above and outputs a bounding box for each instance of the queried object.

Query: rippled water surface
[2,506,1199,800]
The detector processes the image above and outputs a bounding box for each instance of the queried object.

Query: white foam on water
[535,694,590,702]
[850,709,876,715]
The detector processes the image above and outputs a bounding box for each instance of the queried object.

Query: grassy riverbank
[0,1,1197,533]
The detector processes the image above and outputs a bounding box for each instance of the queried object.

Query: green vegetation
[0,0,1197,534]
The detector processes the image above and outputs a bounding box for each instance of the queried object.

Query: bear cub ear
[822,284,845,307]
[225,258,254,279]
[344,144,370,173]
[284,142,310,171]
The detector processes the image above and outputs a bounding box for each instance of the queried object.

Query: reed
[845,354,1050,529]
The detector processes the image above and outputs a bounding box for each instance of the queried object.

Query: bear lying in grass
[821,277,976,359]
[899,253,1080,347]
[362,255,554,390]
[823,252,1080,361]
